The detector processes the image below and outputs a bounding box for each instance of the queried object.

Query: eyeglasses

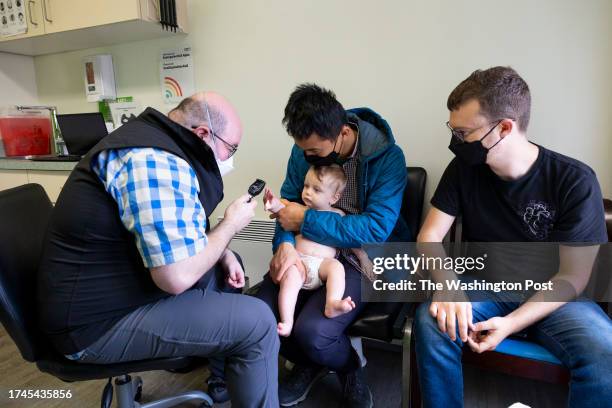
[204,100,238,158]
[446,119,504,143]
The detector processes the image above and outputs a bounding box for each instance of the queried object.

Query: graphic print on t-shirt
[521,200,556,240]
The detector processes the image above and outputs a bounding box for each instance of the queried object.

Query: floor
[0,325,568,407]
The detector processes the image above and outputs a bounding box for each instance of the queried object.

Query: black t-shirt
[431,144,607,243]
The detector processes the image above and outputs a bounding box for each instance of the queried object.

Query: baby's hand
[263,188,285,213]
[263,188,274,210]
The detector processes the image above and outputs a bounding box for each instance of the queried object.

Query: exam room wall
[0,52,38,105]
[33,0,612,222]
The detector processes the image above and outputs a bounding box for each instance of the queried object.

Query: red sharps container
[0,106,52,157]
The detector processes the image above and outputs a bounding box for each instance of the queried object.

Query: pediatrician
[37,92,279,408]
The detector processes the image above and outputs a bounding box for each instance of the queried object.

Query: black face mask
[448,121,503,166]
[303,135,343,166]
[304,150,340,166]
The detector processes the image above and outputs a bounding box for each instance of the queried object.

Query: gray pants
[78,265,280,408]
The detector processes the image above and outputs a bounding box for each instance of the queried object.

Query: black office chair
[345,166,426,408]
[0,184,213,408]
[244,167,427,406]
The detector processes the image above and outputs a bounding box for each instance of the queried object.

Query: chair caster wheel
[134,383,143,402]
[101,378,113,408]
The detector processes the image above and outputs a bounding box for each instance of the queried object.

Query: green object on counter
[98,96,133,122]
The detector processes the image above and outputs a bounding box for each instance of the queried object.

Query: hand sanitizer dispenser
[83,54,117,102]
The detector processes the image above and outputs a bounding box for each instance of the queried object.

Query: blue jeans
[415,297,612,408]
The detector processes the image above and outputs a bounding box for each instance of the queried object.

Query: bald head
[169,91,243,160]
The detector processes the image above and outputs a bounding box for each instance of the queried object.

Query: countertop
[0,158,77,171]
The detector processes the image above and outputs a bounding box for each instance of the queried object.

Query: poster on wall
[0,0,27,37]
[109,101,142,129]
[160,46,195,104]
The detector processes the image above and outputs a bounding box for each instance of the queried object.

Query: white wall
[32,0,612,223]
[0,52,38,105]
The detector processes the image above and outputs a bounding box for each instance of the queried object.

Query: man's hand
[220,250,245,289]
[224,193,257,234]
[270,199,307,232]
[466,316,516,353]
[429,299,474,342]
[269,242,304,284]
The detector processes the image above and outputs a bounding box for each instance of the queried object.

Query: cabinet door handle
[28,1,38,26]
[42,0,53,23]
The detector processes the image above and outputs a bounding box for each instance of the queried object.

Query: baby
[264,165,356,336]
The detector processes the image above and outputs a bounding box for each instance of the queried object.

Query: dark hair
[447,66,531,132]
[282,83,348,141]
[310,164,347,194]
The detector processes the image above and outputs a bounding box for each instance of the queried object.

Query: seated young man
[415,66,612,408]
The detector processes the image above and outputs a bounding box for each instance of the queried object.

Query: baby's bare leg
[318,258,356,318]
[278,264,305,336]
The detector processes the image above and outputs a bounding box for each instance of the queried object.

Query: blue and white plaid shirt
[92,147,208,268]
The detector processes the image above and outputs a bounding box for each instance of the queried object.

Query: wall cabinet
[41,0,141,34]
[27,170,70,202]
[0,170,29,192]
[0,0,47,41]
[0,165,72,203]
[0,0,187,55]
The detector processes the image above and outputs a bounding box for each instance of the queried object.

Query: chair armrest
[392,303,416,339]
[244,281,263,297]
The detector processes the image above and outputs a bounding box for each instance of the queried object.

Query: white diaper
[299,253,324,290]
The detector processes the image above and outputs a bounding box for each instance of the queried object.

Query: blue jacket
[273,107,410,251]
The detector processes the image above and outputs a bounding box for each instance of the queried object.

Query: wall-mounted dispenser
[82,54,117,102]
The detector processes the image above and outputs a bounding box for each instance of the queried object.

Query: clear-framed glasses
[204,100,238,158]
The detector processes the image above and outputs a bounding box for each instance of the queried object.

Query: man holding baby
[256,83,411,408]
